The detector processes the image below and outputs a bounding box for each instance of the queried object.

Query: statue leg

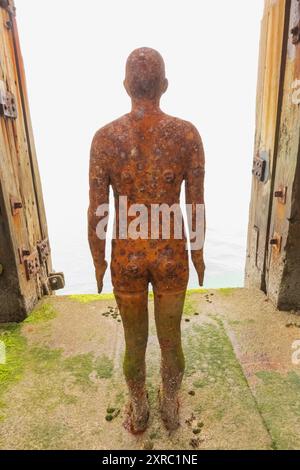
[114,290,150,434]
[154,289,186,431]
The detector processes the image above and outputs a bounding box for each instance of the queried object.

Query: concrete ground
[0,288,300,450]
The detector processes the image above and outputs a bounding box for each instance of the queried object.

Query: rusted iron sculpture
[88,48,205,433]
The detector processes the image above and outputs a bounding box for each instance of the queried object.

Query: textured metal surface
[10,196,23,216]
[48,272,65,291]
[274,185,287,204]
[291,20,300,44]
[37,238,51,264]
[88,48,205,433]
[252,155,267,182]
[89,49,205,294]
[24,251,40,281]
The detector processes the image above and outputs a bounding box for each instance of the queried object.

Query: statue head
[124,47,168,102]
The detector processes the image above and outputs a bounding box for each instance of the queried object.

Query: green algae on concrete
[24,304,57,324]
[24,422,70,451]
[69,294,115,304]
[0,324,27,420]
[0,289,284,449]
[183,292,199,317]
[184,318,250,384]
[95,354,114,379]
[0,302,59,410]
[71,289,212,305]
[0,302,114,426]
[63,352,114,386]
[182,317,271,448]
[255,370,300,450]
[63,353,95,387]
[218,288,235,296]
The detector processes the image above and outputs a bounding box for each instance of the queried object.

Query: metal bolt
[291,23,300,45]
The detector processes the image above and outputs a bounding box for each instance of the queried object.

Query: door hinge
[0,0,16,17]
[37,238,51,264]
[252,155,266,182]
[48,272,65,291]
[24,250,40,280]
[0,81,17,119]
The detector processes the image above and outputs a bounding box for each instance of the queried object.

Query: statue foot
[158,389,180,432]
[123,396,150,435]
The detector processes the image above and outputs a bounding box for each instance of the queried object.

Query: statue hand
[95,261,108,294]
[192,252,205,287]
[197,262,205,287]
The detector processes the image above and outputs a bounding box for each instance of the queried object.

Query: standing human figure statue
[88,48,205,433]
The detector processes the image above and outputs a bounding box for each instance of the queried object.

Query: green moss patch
[184,292,198,317]
[95,354,114,379]
[24,304,57,324]
[218,288,235,296]
[69,294,115,304]
[0,324,27,418]
[255,371,300,450]
[0,315,114,424]
[182,318,270,448]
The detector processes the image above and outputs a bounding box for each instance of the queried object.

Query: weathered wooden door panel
[0,0,61,322]
[246,0,300,310]
[245,0,290,290]
[267,0,300,309]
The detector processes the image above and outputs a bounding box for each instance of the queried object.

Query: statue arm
[185,126,206,286]
[88,132,110,293]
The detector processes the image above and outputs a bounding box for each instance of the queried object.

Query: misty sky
[15,0,264,293]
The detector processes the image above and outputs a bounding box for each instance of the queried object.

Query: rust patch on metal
[24,250,40,280]
[274,185,287,204]
[10,196,23,216]
[291,20,300,44]
[270,232,282,253]
[37,238,51,264]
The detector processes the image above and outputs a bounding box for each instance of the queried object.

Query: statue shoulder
[180,120,202,143]
[93,115,128,142]
[91,115,130,155]
[160,114,201,141]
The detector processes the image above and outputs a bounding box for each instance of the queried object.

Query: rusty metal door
[0,1,63,322]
